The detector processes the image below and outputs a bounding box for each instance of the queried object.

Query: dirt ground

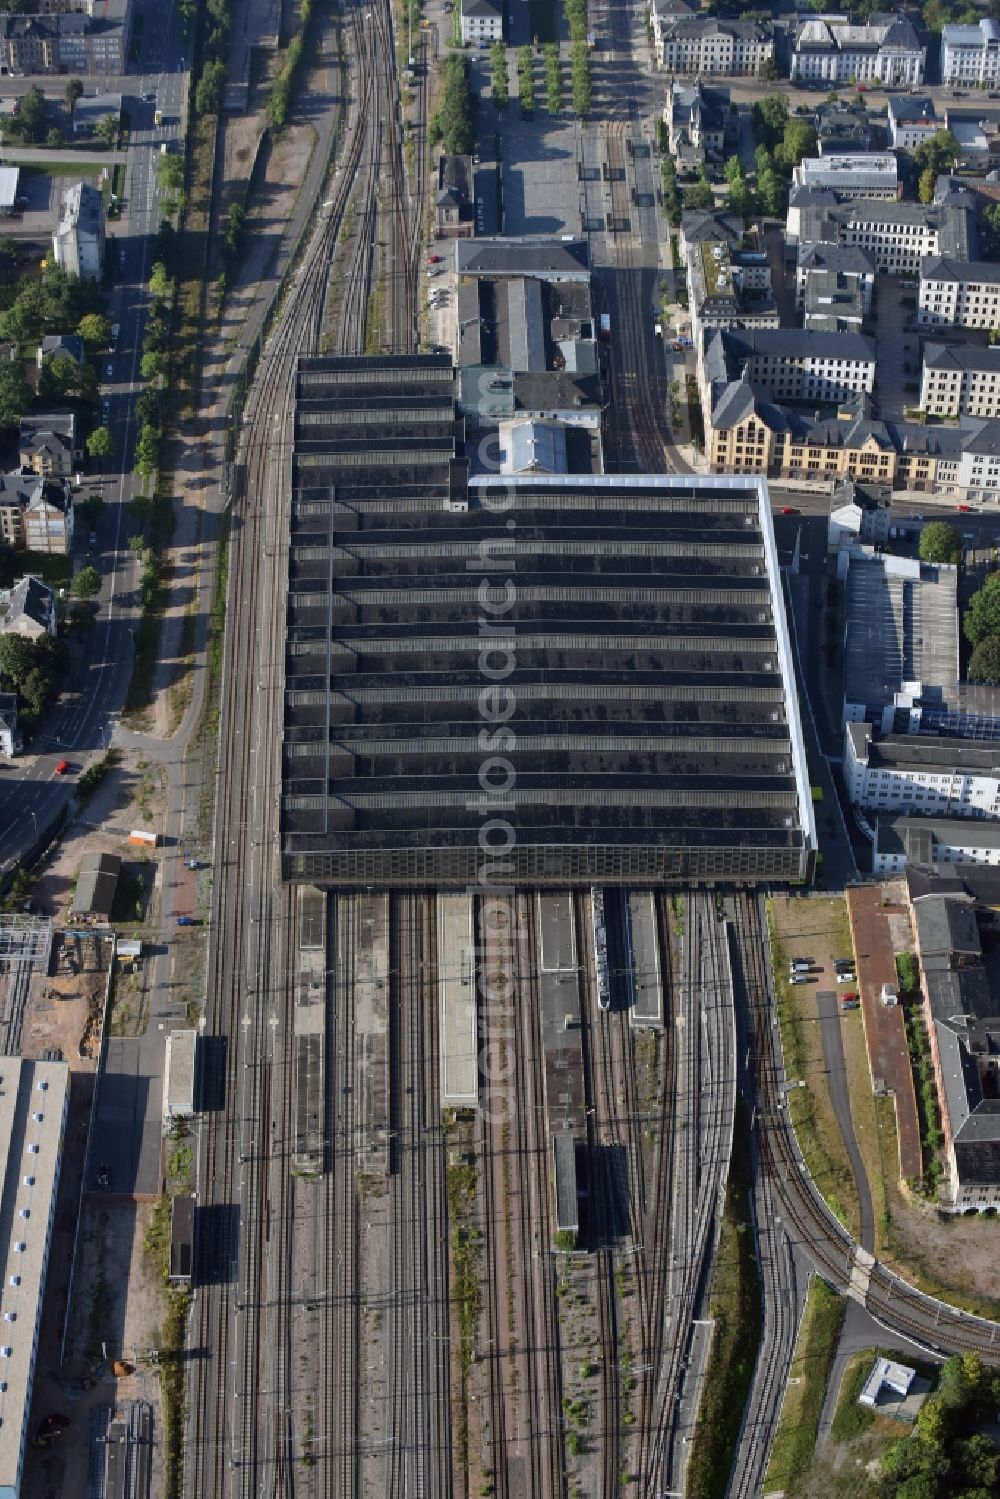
[24,1201,167,1499]
[772,895,1000,1315]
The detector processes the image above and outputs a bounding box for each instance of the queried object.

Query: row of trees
[518,48,535,114]
[563,0,588,44]
[570,42,592,119]
[433,55,474,156]
[491,42,508,109]
[267,0,313,129]
[193,0,233,118]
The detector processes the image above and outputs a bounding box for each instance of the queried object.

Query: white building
[51,181,104,282]
[956,420,1000,502]
[791,16,925,87]
[654,15,774,77]
[940,18,1000,88]
[0,693,20,758]
[720,327,877,404]
[887,95,940,151]
[845,722,1000,819]
[793,153,899,201]
[459,0,502,45]
[917,257,1000,330]
[919,344,1000,419]
[859,1357,916,1408]
[0,1058,71,1499]
[874,815,1000,876]
[793,199,973,275]
[0,576,58,641]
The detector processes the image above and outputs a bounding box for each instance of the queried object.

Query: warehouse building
[0,1057,71,1499]
[280,355,815,887]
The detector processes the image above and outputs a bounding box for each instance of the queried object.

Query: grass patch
[767,899,859,1235]
[687,1103,761,1499]
[829,1349,876,1442]
[763,1277,845,1495]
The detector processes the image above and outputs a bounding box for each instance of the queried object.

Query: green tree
[682,172,715,211]
[750,95,788,152]
[778,118,818,169]
[140,350,165,381]
[918,520,961,564]
[490,41,508,108]
[915,128,960,178]
[0,363,31,428]
[544,43,562,114]
[19,666,52,718]
[432,54,474,155]
[65,78,84,110]
[149,261,173,300]
[46,127,63,149]
[918,165,937,204]
[0,632,35,687]
[134,422,161,480]
[78,312,111,348]
[72,565,102,599]
[86,425,114,461]
[16,85,46,144]
[724,157,755,220]
[195,57,227,115]
[570,41,591,117]
[95,114,119,147]
[518,47,535,111]
[156,152,184,195]
[38,353,96,404]
[965,572,1000,645]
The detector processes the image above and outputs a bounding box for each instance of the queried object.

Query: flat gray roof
[843,555,958,713]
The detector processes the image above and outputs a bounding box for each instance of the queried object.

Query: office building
[940,18,1000,88]
[791,15,925,86]
[796,242,876,313]
[459,0,502,45]
[793,153,899,200]
[917,257,1000,330]
[791,198,973,271]
[845,722,1000,818]
[887,95,941,151]
[875,816,1000,876]
[652,15,774,77]
[705,326,877,405]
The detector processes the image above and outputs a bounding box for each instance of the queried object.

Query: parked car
[789,974,810,986]
[837,971,856,984]
[54,759,69,775]
[176,915,196,927]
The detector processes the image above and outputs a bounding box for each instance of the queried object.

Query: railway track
[732,891,1000,1365]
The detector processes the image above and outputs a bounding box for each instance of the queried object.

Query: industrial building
[0,1057,71,1499]
[910,891,1000,1211]
[72,851,121,919]
[280,355,815,887]
[874,816,1000,876]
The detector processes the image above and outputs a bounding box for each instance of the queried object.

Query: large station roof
[280,356,815,886]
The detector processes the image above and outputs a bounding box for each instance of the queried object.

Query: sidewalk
[846,885,923,1182]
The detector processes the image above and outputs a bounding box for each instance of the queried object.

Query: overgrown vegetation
[829,1350,877,1443]
[76,750,117,804]
[0,632,68,726]
[268,0,314,128]
[903,998,944,1195]
[686,1105,761,1499]
[881,1353,1000,1497]
[144,1197,191,1499]
[763,1277,845,1494]
[432,53,474,154]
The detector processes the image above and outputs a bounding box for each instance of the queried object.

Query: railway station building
[279,355,815,887]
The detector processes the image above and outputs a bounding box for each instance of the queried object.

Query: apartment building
[791,15,925,87]
[918,257,1000,329]
[845,721,1000,818]
[51,181,104,282]
[459,0,502,44]
[887,95,940,151]
[665,81,731,167]
[0,575,58,639]
[955,419,1000,502]
[0,0,130,74]
[0,473,72,554]
[793,153,899,201]
[920,344,1000,418]
[940,18,1000,88]
[653,15,774,76]
[794,199,973,273]
[804,270,866,332]
[687,239,778,346]
[19,412,77,477]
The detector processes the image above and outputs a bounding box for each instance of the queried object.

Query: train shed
[437,894,478,1109]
